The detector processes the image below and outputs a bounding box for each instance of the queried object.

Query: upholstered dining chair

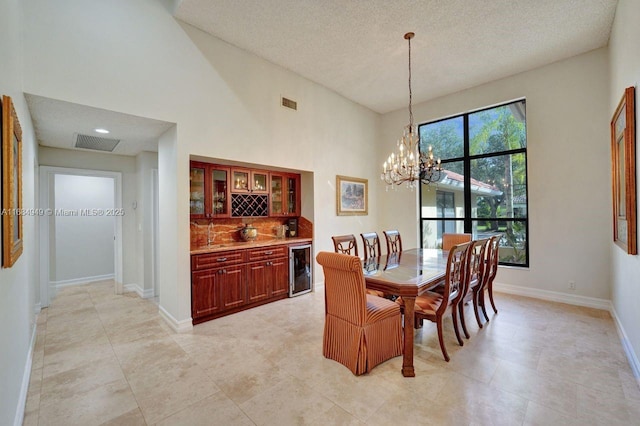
[396,242,471,362]
[332,234,358,257]
[360,232,382,260]
[442,233,472,250]
[383,230,402,254]
[458,238,490,336]
[479,234,502,318]
[316,252,403,375]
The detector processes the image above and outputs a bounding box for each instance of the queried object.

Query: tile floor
[23,280,640,425]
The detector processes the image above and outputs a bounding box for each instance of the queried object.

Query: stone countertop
[190,237,313,255]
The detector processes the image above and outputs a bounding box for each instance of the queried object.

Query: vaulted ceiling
[175,0,618,113]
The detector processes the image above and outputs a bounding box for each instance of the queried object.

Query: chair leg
[436,319,450,362]
[452,309,463,346]
[488,283,498,313]
[480,291,490,322]
[472,291,483,329]
[458,302,470,339]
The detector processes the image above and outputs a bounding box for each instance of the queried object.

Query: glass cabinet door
[190,165,206,216]
[232,169,250,192]
[252,172,268,193]
[287,176,297,215]
[211,168,229,216]
[271,174,284,215]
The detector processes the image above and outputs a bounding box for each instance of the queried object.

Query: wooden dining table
[363,248,449,377]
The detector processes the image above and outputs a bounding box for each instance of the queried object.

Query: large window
[419,100,529,267]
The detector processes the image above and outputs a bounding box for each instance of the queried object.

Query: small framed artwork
[610,86,636,255]
[336,175,368,216]
[2,95,23,268]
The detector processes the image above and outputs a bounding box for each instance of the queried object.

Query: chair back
[442,233,472,250]
[484,235,502,286]
[383,230,403,254]
[466,238,490,293]
[332,234,359,257]
[316,252,367,325]
[438,242,471,315]
[360,232,381,260]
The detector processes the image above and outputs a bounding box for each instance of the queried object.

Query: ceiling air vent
[281,97,297,110]
[74,133,120,152]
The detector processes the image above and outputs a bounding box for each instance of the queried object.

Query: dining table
[363,248,449,377]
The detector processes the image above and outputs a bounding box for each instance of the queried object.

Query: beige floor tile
[155,392,253,426]
[489,359,578,416]
[239,377,337,425]
[523,400,584,425]
[99,408,147,425]
[576,383,633,425]
[126,356,220,424]
[38,377,138,426]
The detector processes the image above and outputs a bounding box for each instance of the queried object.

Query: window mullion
[463,114,472,233]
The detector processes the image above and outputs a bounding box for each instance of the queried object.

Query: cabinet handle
[217,257,228,262]
[217,269,224,275]
[264,251,273,255]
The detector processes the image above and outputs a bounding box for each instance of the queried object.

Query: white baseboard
[610,303,640,384]
[14,322,37,426]
[123,283,154,299]
[158,305,193,333]
[50,273,115,290]
[493,282,610,310]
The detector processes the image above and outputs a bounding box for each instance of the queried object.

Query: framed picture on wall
[2,95,24,268]
[336,175,368,216]
[610,86,637,255]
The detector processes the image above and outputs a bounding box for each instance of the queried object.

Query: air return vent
[281,97,297,110]
[74,133,120,152]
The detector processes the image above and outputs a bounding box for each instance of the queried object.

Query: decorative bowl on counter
[239,224,258,241]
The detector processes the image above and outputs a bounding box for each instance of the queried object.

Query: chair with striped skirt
[316,251,403,375]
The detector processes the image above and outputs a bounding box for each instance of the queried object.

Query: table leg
[401,296,416,377]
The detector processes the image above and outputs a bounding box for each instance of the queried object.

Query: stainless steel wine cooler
[289,244,313,296]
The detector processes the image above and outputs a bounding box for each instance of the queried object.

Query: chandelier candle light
[381,32,442,189]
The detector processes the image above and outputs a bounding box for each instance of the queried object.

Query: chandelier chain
[408,34,413,128]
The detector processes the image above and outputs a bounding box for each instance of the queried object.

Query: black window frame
[419,99,529,267]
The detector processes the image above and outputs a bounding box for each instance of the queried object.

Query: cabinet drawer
[192,250,246,270]
[247,245,288,262]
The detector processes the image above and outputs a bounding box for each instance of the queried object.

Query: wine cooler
[289,244,313,296]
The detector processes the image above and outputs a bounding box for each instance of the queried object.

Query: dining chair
[479,234,502,318]
[332,234,384,297]
[442,233,472,250]
[458,238,490,336]
[396,242,471,362]
[316,251,403,375]
[332,234,358,257]
[360,232,382,260]
[383,230,402,254]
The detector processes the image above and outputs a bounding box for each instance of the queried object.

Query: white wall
[0,1,39,424]
[39,147,137,286]
[608,0,640,376]
[53,174,115,283]
[379,47,612,301]
[23,0,381,327]
[135,151,158,297]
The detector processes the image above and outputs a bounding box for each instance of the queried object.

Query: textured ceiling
[25,94,174,156]
[175,0,618,113]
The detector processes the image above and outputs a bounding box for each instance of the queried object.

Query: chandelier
[381,32,442,189]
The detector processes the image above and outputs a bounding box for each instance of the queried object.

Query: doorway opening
[39,166,123,307]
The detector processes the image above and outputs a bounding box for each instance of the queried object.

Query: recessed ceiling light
[94,128,110,134]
